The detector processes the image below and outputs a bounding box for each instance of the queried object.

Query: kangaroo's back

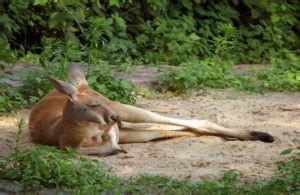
[29,91,67,145]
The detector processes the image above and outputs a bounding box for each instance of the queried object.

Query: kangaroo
[29,65,274,156]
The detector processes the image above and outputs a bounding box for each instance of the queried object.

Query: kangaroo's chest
[81,123,104,147]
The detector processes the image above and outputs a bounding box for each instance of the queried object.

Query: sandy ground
[0,89,299,181]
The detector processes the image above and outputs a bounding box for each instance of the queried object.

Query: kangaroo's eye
[87,103,100,107]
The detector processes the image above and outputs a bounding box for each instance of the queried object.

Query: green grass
[159,55,300,94]
[0,120,299,193]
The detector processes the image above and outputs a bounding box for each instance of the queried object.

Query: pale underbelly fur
[80,123,119,148]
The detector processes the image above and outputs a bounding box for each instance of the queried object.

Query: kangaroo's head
[48,65,119,127]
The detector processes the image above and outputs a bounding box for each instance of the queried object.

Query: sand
[0,89,299,181]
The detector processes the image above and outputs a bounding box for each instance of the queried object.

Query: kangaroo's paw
[250,131,275,143]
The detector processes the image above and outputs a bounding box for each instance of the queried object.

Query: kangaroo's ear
[68,64,88,88]
[48,76,78,101]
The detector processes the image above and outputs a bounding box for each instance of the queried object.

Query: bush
[159,50,300,93]
[88,67,137,105]
[0,82,27,112]
[0,0,298,64]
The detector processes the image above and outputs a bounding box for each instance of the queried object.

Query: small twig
[280,107,300,111]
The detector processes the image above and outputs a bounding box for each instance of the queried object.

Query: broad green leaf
[189,33,200,41]
[182,1,192,10]
[109,0,119,7]
[33,0,48,5]
[48,13,59,28]
[271,14,280,22]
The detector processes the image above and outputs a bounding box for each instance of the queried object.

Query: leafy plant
[0,81,27,112]
[0,37,16,65]
[88,67,137,104]
[159,49,300,94]
[248,144,300,193]
[17,69,52,104]
[158,58,234,94]
[0,0,298,64]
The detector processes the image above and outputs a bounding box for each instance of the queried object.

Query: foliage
[88,67,137,104]
[159,50,300,94]
[0,0,298,64]
[0,38,16,65]
[158,24,237,93]
[247,145,300,193]
[159,59,233,94]
[233,51,300,92]
[17,69,53,104]
[0,146,120,190]
[0,81,27,112]
[0,120,299,193]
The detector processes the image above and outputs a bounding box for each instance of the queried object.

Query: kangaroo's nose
[104,114,119,125]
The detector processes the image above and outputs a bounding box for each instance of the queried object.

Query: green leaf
[48,13,59,28]
[0,96,5,104]
[189,33,200,41]
[280,148,293,155]
[112,14,126,31]
[33,0,48,5]
[182,1,193,10]
[37,89,44,97]
[271,14,280,22]
[109,0,120,7]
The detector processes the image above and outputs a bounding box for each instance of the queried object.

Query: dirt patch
[0,89,299,181]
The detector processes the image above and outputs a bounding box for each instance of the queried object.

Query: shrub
[0,0,298,64]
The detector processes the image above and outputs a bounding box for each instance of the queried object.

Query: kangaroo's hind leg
[109,103,274,142]
[119,129,197,143]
